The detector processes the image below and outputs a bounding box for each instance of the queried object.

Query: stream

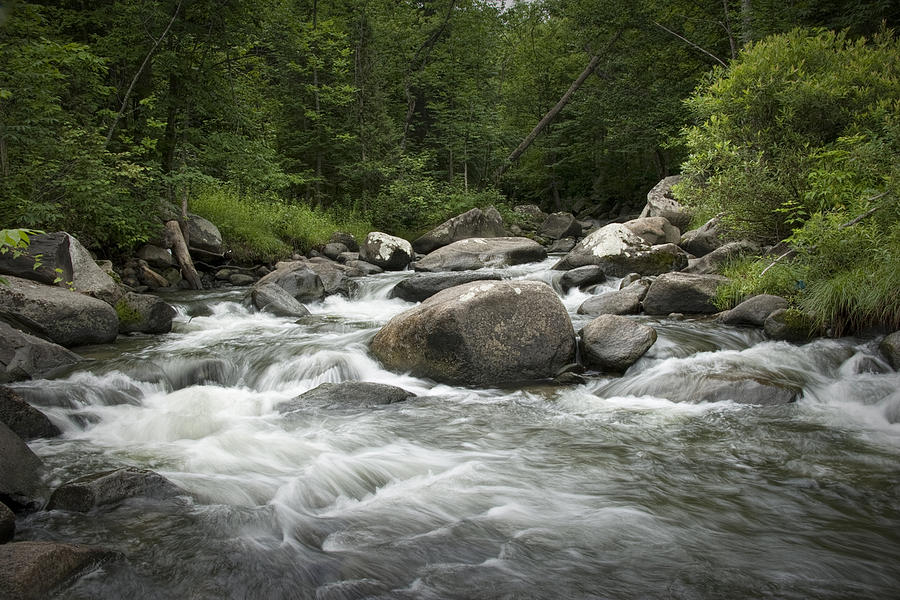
[8,257,900,600]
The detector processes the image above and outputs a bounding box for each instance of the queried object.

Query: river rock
[880,331,900,370]
[0,276,118,347]
[360,232,414,271]
[553,224,687,276]
[304,257,360,298]
[639,175,692,229]
[0,501,13,543]
[0,421,44,510]
[624,216,680,246]
[764,309,818,343]
[0,541,118,600]
[278,382,416,412]
[329,231,359,252]
[577,279,651,316]
[136,244,177,270]
[186,214,224,254]
[720,294,789,327]
[412,207,506,254]
[539,212,582,240]
[255,262,325,303]
[390,271,503,303]
[0,387,61,440]
[46,466,185,512]
[681,240,759,275]
[344,259,383,275]
[547,238,577,253]
[228,273,256,286]
[694,377,798,405]
[559,265,606,293]
[414,237,547,273]
[0,232,73,286]
[116,292,176,334]
[67,234,124,305]
[0,322,81,383]
[579,315,657,372]
[680,216,724,257]
[323,242,348,261]
[372,280,575,385]
[642,272,728,315]
[250,283,310,318]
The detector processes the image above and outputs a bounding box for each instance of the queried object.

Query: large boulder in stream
[558,265,606,293]
[278,382,416,412]
[539,212,582,240]
[0,541,119,600]
[389,271,503,303]
[880,331,900,370]
[412,207,506,254]
[304,257,360,297]
[0,501,13,543]
[360,232,414,271]
[552,224,687,276]
[372,280,576,386]
[0,276,118,347]
[719,294,789,328]
[0,421,44,510]
[254,262,325,303]
[639,175,692,229]
[414,237,547,273]
[579,315,657,372]
[0,322,81,383]
[577,279,651,316]
[680,216,725,257]
[46,466,186,512]
[0,387,61,440]
[115,292,176,334]
[251,283,311,318]
[642,272,728,315]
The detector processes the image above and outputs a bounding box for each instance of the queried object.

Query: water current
[9,258,900,599]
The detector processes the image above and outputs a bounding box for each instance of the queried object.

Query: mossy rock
[763,308,819,342]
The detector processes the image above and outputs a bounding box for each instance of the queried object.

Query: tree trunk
[165,220,202,290]
[722,0,738,59]
[741,0,753,46]
[494,29,622,181]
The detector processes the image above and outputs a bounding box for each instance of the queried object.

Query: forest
[1,0,898,329]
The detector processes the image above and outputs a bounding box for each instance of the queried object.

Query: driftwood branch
[652,21,727,67]
[165,220,202,290]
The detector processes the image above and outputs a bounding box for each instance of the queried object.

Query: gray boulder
[720,295,789,327]
[579,315,657,372]
[278,382,416,412]
[344,260,383,275]
[640,175,692,229]
[67,234,124,305]
[559,265,606,293]
[329,231,359,252]
[539,212,582,240]
[0,276,118,347]
[577,279,651,316]
[0,501,12,543]
[764,309,819,343]
[694,377,798,405]
[0,387,61,440]
[624,216,680,245]
[186,214,224,254]
[116,292,176,334]
[255,262,325,303]
[390,272,503,303]
[680,216,724,257]
[372,280,575,386]
[547,238,577,253]
[412,207,506,254]
[682,240,759,275]
[136,244,176,270]
[323,242,348,261]
[414,237,547,273]
[0,322,81,383]
[0,422,44,510]
[360,232,414,271]
[880,331,900,370]
[642,272,728,315]
[0,232,73,286]
[0,541,118,600]
[46,466,185,512]
[553,224,687,276]
[250,283,310,318]
[304,257,360,298]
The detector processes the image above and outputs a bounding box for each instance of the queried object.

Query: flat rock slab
[278,382,416,412]
[0,386,61,440]
[414,237,547,272]
[0,321,81,383]
[0,541,118,600]
[390,271,504,303]
[46,466,185,512]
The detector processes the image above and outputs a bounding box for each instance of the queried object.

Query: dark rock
[623,216,680,245]
[360,232,414,271]
[553,224,687,276]
[619,273,642,289]
[116,292,176,335]
[0,322,81,383]
[764,309,819,343]
[0,387,61,440]
[390,271,503,303]
[185,214,224,254]
[250,283,310,318]
[559,265,606,293]
[214,269,233,281]
[323,242,348,261]
[720,294,789,328]
[228,273,256,286]
[0,501,13,543]
[46,467,185,512]
[344,260,383,275]
[305,257,360,298]
[0,541,118,600]
[412,207,506,254]
[547,238,577,253]
[0,232,73,286]
[0,276,118,347]
[0,421,44,510]
[694,377,798,405]
[555,372,587,385]
[136,245,176,270]
[372,280,575,386]
[680,216,724,257]
[278,382,416,412]
[639,175,692,229]
[329,231,359,252]
[539,212,582,240]
[577,279,651,316]
[414,237,547,273]
[682,240,759,275]
[336,252,359,264]
[642,272,728,315]
[579,315,657,372]
[880,331,900,370]
[255,262,325,303]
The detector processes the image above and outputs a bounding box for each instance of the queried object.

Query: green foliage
[714,255,805,310]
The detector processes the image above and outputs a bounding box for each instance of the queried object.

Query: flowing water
[10,258,900,600]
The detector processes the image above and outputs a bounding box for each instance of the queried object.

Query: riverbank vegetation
[1,0,897,331]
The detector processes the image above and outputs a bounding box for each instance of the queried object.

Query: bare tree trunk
[722,0,738,59]
[494,30,622,181]
[0,136,7,177]
[165,220,202,290]
[741,0,753,46]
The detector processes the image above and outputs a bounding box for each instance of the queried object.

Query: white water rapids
[10,258,900,599]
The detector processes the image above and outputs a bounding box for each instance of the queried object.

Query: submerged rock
[694,377,798,405]
[0,387,61,440]
[46,466,185,512]
[278,382,416,412]
[412,207,506,254]
[390,271,503,303]
[0,322,81,383]
[414,237,546,273]
[372,280,575,385]
[0,541,118,600]
[579,315,657,372]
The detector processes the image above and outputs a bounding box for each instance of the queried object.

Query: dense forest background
[0,0,896,262]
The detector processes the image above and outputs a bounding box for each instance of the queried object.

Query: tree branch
[839,192,888,229]
[652,20,727,67]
